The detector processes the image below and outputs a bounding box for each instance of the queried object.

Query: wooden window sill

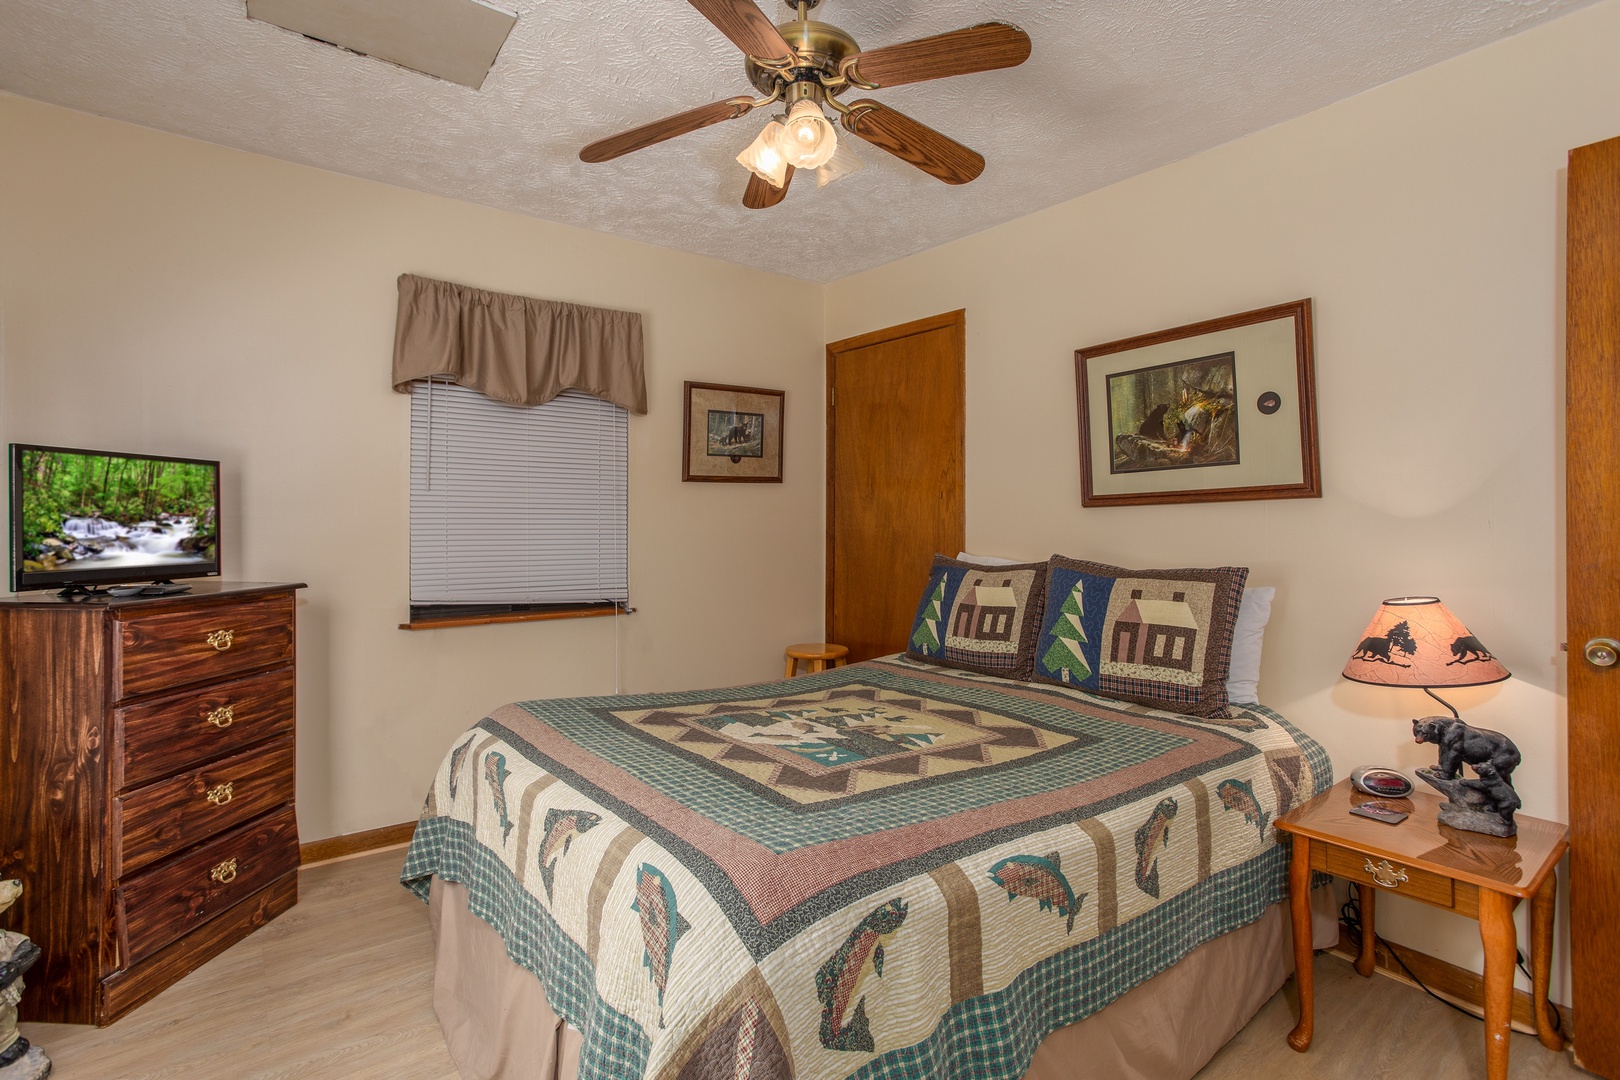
[399,605,630,631]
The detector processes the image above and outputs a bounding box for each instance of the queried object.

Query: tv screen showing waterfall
[10,444,221,592]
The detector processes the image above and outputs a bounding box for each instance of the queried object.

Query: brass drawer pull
[206,629,235,652]
[1364,857,1409,889]
[205,782,234,806]
[209,858,238,884]
[206,705,235,728]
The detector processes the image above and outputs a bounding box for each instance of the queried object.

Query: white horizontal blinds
[410,380,629,604]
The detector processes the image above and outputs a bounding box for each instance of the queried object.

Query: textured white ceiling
[0,0,1593,283]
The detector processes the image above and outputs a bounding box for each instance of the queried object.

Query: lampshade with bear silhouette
[1341,596,1510,690]
[1342,596,1521,836]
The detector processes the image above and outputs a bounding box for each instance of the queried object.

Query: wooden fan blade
[841,101,984,185]
[844,23,1031,89]
[580,97,753,163]
[687,0,794,63]
[743,165,795,209]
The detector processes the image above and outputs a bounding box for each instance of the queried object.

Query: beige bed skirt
[428,876,1337,1080]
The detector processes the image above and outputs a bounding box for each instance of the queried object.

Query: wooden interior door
[826,311,965,662]
[1567,134,1620,1080]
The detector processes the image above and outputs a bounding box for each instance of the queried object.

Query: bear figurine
[1411,716,1521,782]
[1411,716,1525,837]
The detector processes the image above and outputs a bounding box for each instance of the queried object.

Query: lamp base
[1415,767,1517,837]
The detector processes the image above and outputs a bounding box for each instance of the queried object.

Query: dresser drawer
[116,666,296,790]
[115,594,295,700]
[117,805,300,966]
[114,737,296,877]
[1317,843,1455,908]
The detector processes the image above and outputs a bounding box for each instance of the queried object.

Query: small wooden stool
[785,643,849,678]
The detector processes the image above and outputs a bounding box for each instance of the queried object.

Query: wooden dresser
[0,581,305,1024]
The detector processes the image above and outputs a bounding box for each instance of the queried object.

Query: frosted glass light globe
[736,120,789,188]
[778,101,837,170]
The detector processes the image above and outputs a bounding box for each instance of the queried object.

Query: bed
[401,647,1333,1080]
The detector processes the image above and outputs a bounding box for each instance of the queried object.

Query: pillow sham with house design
[906,555,1048,679]
[1033,557,1248,718]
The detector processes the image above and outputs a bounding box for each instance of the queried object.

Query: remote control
[104,583,193,598]
[1349,801,1408,825]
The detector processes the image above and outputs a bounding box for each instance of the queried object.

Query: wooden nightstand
[1275,779,1568,1080]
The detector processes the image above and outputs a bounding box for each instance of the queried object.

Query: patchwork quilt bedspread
[402,655,1331,1080]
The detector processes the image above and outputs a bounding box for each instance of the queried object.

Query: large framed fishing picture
[1075,299,1320,507]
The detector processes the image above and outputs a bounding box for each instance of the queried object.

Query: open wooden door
[1567,134,1620,1080]
[826,311,965,662]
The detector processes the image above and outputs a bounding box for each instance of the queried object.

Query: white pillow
[955,551,1022,566]
[1226,586,1274,705]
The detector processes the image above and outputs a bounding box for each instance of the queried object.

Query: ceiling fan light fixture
[779,99,838,170]
[815,139,863,188]
[737,120,790,188]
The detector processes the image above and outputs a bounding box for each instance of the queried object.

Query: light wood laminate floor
[21,848,1585,1080]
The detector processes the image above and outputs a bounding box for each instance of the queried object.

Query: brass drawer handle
[1363,857,1409,889]
[206,629,235,652]
[206,705,235,728]
[209,858,238,885]
[205,781,234,806]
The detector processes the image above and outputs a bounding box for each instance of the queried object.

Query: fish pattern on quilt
[632,863,691,1026]
[1215,777,1269,838]
[484,751,514,842]
[815,898,908,1053]
[988,852,1084,934]
[539,808,602,902]
[1133,797,1179,899]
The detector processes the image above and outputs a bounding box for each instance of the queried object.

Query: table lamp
[1342,596,1522,836]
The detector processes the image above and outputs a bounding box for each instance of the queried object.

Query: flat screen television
[9,443,221,594]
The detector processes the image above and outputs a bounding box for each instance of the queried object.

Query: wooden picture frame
[1075,299,1320,507]
[682,381,785,483]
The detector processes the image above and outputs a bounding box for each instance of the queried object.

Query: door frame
[825,309,966,645]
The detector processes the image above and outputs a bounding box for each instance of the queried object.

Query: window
[408,380,628,622]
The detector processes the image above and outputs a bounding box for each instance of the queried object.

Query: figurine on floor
[0,880,50,1080]
[1411,715,1524,837]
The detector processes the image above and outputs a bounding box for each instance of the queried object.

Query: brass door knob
[1585,638,1620,668]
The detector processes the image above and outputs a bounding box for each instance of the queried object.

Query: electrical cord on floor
[1339,885,1564,1039]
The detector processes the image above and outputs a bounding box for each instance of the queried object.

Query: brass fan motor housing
[744,19,860,95]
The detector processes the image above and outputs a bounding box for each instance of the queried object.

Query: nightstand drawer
[1317,843,1454,907]
[115,594,295,700]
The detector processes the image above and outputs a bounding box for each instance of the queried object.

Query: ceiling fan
[578,0,1031,209]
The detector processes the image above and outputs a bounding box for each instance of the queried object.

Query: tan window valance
[392,273,647,415]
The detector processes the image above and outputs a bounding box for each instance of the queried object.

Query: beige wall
[0,93,827,841]
[826,0,1620,1002]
